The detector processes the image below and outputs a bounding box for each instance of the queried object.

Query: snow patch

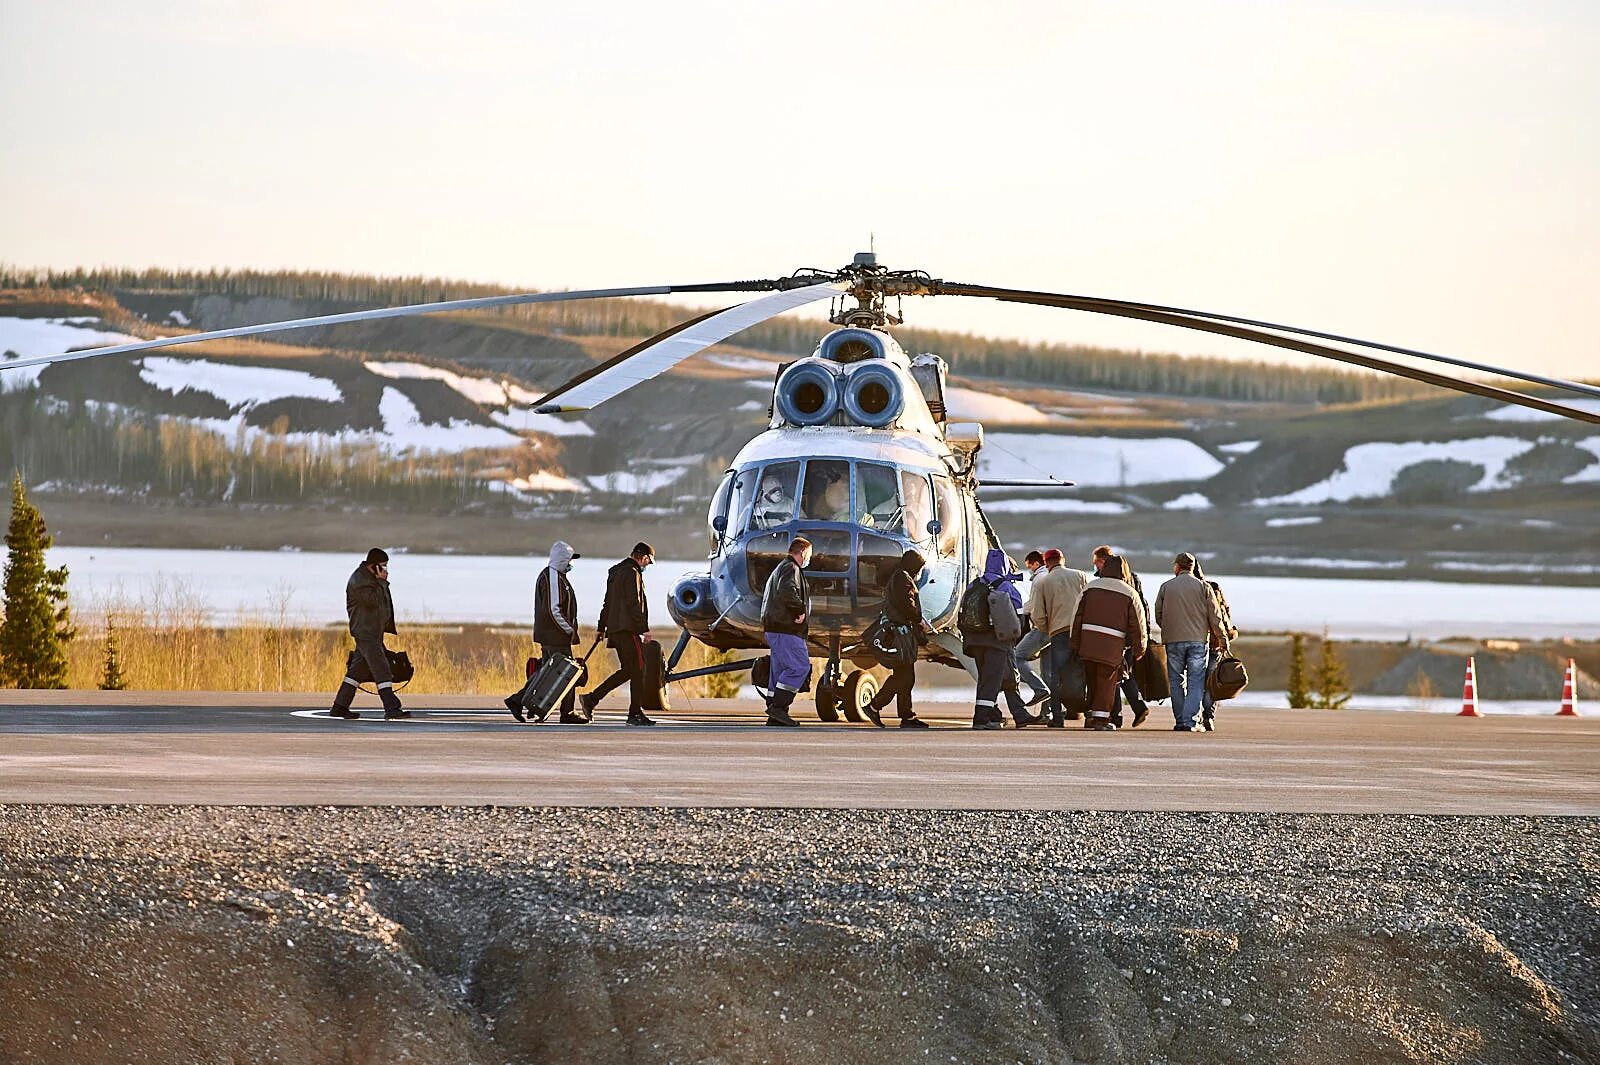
[1218,440,1261,455]
[1248,556,1406,571]
[377,388,523,453]
[489,407,594,437]
[586,468,689,494]
[490,471,590,495]
[139,356,342,407]
[979,434,1225,487]
[944,388,1056,425]
[1483,399,1600,422]
[1563,437,1600,484]
[1265,515,1324,528]
[366,360,511,406]
[166,309,191,325]
[1164,492,1212,510]
[704,354,778,373]
[1258,437,1538,505]
[0,317,145,389]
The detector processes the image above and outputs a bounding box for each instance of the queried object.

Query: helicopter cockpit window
[749,461,798,531]
[800,460,852,523]
[900,470,933,543]
[854,462,899,531]
[932,475,962,557]
[728,467,760,537]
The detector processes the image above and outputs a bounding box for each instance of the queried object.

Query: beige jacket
[1154,572,1226,646]
[1027,565,1089,636]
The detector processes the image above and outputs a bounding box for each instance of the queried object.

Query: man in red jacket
[1069,554,1148,731]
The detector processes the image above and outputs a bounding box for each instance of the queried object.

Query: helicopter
[8,252,1600,721]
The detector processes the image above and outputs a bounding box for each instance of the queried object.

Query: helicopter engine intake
[842,363,905,428]
[774,359,842,426]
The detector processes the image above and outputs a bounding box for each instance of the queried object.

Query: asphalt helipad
[0,691,1595,813]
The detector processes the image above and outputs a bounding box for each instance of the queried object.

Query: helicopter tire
[840,670,879,724]
[815,683,842,722]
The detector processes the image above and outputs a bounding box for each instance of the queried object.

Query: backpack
[988,584,1021,643]
[958,578,993,639]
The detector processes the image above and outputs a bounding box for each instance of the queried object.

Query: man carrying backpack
[960,548,1038,730]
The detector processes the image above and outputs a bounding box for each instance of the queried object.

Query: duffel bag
[1206,654,1249,702]
[863,614,915,669]
[1136,641,1170,702]
[347,648,415,687]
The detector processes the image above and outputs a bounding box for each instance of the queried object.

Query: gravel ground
[1,807,1596,1065]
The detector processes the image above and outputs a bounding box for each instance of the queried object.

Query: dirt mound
[1371,648,1599,699]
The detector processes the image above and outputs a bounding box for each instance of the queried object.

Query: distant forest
[3,265,1435,405]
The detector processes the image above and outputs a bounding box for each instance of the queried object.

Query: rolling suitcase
[638,638,671,713]
[521,653,584,719]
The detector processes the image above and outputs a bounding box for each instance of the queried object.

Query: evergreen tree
[1286,632,1311,709]
[98,619,127,691]
[0,474,74,688]
[1310,627,1352,710]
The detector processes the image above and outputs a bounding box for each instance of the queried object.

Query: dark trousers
[591,633,645,713]
[332,637,399,712]
[972,645,1011,721]
[1086,660,1122,721]
[1111,648,1148,726]
[871,663,917,720]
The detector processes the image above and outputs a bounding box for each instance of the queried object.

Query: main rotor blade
[0,279,795,374]
[935,282,1600,426]
[534,282,847,413]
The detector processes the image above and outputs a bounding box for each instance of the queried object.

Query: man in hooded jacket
[506,540,586,723]
[1070,554,1149,731]
[962,548,1044,729]
[329,548,408,720]
[863,548,931,729]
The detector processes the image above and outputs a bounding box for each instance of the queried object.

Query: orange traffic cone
[1557,658,1578,717]
[1458,656,1481,717]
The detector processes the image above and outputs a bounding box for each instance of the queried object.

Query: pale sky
[2,1,1596,378]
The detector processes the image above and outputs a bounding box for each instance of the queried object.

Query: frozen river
[46,546,1600,641]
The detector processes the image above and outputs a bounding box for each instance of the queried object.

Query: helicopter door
[924,474,964,622]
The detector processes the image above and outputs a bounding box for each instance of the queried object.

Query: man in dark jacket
[1070,554,1148,732]
[961,548,1039,730]
[506,540,585,724]
[1094,545,1151,728]
[580,542,657,726]
[329,548,408,721]
[760,536,813,727]
[863,549,931,729]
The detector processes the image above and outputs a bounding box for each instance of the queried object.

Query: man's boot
[380,687,410,720]
[972,705,1002,730]
[503,692,527,723]
[766,690,799,727]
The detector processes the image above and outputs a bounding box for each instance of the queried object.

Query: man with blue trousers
[1154,552,1229,732]
[761,536,813,727]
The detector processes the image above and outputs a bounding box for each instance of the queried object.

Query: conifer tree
[0,474,74,688]
[98,618,127,691]
[1286,632,1311,709]
[1310,627,1352,710]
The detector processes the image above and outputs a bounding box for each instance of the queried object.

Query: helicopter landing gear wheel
[841,670,878,723]
[815,682,841,722]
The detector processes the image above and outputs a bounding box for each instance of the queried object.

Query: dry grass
[64,580,740,698]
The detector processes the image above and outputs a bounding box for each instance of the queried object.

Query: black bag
[639,638,670,713]
[1053,650,1090,715]
[863,614,916,669]
[1206,654,1249,702]
[522,652,584,718]
[1136,641,1170,703]
[957,578,993,640]
[348,648,414,687]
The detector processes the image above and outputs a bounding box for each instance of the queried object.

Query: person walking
[1093,545,1152,729]
[961,548,1036,730]
[760,536,814,727]
[1013,550,1053,708]
[1154,552,1229,731]
[1069,554,1148,731]
[1191,559,1239,732]
[1029,547,1090,727]
[506,540,586,724]
[862,549,931,729]
[329,548,409,721]
[581,541,658,726]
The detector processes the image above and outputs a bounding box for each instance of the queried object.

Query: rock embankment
[1,807,1596,1065]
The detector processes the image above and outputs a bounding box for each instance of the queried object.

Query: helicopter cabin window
[728,467,760,537]
[707,471,733,552]
[932,475,962,557]
[856,533,904,600]
[854,462,899,531]
[800,460,852,523]
[900,470,933,543]
[748,461,799,531]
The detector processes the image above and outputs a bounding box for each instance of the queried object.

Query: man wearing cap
[760,536,814,727]
[582,542,658,726]
[329,548,409,721]
[507,539,586,724]
[1154,551,1229,731]
[1027,547,1090,727]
